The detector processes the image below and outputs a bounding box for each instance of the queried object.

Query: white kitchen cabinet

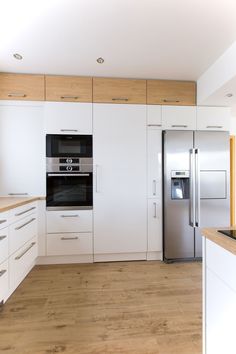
[0,102,45,196]
[147,105,162,128]
[46,210,92,233]
[9,214,37,255]
[197,106,230,131]
[93,104,147,261]
[47,233,93,256]
[0,211,9,230]
[0,227,9,265]
[162,105,197,130]
[44,102,92,134]
[147,198,162,253]
[147,129,162,199]
[0,260,9,303]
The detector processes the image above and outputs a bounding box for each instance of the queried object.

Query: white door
[93,104,147,259]
[147,129,162,199]
[0,102,45,196]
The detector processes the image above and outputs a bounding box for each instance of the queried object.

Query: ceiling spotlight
[226,93,233,98]
[13,53,23,60]
[96,57,104,64]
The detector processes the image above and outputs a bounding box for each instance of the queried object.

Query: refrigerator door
[194,131,230,257]
[163,130,194,260]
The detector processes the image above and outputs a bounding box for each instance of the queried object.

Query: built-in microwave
[46,134,92,158]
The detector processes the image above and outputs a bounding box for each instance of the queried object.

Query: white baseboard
[147,251,163,261]
[36,254,93,265]
[94,252,147,262]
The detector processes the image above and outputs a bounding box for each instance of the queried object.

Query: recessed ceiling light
[96,57,104,64]
[226,93,233,98]
[13,53,23,60]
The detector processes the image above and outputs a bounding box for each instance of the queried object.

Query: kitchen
[0,1,236,353]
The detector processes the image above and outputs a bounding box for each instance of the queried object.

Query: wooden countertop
[202,227,236,256]
[0,196,45,213]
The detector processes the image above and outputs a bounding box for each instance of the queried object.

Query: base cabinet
[0,259,9,303]
[47,233,92,256]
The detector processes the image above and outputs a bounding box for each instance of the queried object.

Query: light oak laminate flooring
[0,261,202,354]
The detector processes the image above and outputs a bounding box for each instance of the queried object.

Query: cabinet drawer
[45,75,92,102]
[147,105,162,128]
[197,106,230,131]
[46,210,93,233]
[0,260,9,303]
[93,78,146,104]
[148,199,162,252]
[0,227,8,264]
[9,236,37,292]
[9,202,38,223]
[47,233,93,256]
[9,215,37,255]
[162,106,197,130]
[147,80,196,106]
[0,73,45,101]
[0,211,9,230]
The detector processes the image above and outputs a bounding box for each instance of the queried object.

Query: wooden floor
[0,261,202,354]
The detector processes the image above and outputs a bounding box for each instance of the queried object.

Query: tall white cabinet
[93,104,147,261]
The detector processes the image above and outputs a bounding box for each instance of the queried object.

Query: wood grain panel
[0,73,45,101]
[93,77,147,104]
[45,75,92,102]
[147,79,196,106]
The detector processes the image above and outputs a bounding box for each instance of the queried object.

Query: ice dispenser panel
[171,171,190,200]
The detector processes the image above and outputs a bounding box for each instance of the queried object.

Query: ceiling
[1,0,236,80]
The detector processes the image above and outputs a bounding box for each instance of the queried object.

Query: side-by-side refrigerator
[163,130,230,261]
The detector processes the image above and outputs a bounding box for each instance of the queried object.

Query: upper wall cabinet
[0,73,45,101]
[45,75,92,102]
[93,78,146,104]
[147,80,196,106]
[197,106,230,131]
[162,106,197,130]
[147,105,162,129]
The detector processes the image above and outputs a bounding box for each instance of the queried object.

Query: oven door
[46,173,93,210]
[46,134,92,158]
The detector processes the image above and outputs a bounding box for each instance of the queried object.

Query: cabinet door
[0,73,44,101]
[162,105,197,130]
[197,106,230,131]
[0,260,9,303]
[147,129,162,198]
[147,199,162,252]
[45,75,92,102]
[0,227,9,264]
[147,80,196,106]
[93,78,146,104]
[44,102,92,134]
[93,104,147,257]
[147,105,162,128]
[0,103,45,196]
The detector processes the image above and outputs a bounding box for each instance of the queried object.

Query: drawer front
[45,75,92,102]
[9,202,38,223]
[9,236,37,292]
[9,216,37,255]
[0,210,9,230]
[0,259,9,303]
[47,210,93,233]
[0,73,45,101]
[162,105,197,130]
[147,105,162,128]
[0,227,9,264]
[47,233,93,256]
[147,80,196,106]
[93,78,146,104]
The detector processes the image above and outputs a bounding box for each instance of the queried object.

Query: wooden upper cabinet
[0,73,45,101]
[45,75,92,102]
[93,78,147,104]
[147,80,196,106]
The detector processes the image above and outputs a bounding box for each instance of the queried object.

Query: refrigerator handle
[189,149,196,227]
[195,149,200,227]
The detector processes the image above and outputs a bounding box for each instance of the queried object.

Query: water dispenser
[171,171,190,200]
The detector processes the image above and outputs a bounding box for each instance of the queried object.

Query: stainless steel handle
[0,220,7,225]
[60,96,79,99]
[61,237,79,240]
[112,98,129,101]
[48,174,89,177]
[0,269,7,277]
[8,93,26,98]
[60,214,79,218]
[189,149,196,227]
[15,206,36,217]
[163,99,180,103]
[147,124,162,127]
[15,218,36,231]
[8,193,28,196]
[0,235,7,241]
[171,125,188,128]
[60,129,78,132]
[152,180,157,196]
[206,125,223,129]
[153,202,157,218]
[15,242,36,260]
[195,149,200,227]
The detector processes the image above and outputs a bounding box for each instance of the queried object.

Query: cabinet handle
[0,220,7,225]
[171,125,188,128]
[8,93,26,98]
[48,174,89,177]
[60,96,79,100]
[60,129,78,132]
[0,269,7,277]
[15,242,36,260]
[153,202,157,218]
[8,193,28,196]
[206,125,223,129]
[15,206,36,217]
[60,214,79,218]
[0,235,7,241]
[163,99,180,103]
[15,218,36,230]
[152,180,157,196]
[112,98,129,102]
[147,124,162,127]
[61,237,79,240]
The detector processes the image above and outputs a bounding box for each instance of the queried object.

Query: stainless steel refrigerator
[163,130,230,261]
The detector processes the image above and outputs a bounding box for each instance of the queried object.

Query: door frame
[230,135,235,226]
